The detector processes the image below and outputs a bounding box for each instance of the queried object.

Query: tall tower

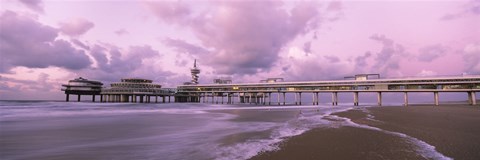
[191,59,200,84]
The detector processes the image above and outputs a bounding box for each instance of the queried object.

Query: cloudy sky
[1,0,479,100]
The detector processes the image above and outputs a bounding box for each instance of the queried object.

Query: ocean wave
[212,105,355,160]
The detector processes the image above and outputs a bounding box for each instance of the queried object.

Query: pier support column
[316,92,319,105]
[283,92,286,105]
[77,95,81,102]
[92,95,96,102]
[294,93,298,105]
[163,96,166,103]
[239,93,242,103]
[299,92,302,105]
[472,92,477,105]
[468,92,472,105]
[335,92,338,105]
[268,93,272,105]
[277,92,280,105]
[221,93,224,104]
[377,92,382,106]
[404,92,409,106]
[434,92,439,106]
[227,94,230,104]
[331,92,337,106]
[262,93,265,105]
[331,92,334,106]
[66,94,70,102]
[212,92,215,104]
[169,96,171,103]
[249,93,252,104]
[353,92,359,106]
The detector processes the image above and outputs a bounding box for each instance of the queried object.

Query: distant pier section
[176,74,480,106]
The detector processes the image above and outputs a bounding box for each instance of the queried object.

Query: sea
[0,101,451,160]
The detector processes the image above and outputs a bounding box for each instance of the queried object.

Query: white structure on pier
[191,59,201,84]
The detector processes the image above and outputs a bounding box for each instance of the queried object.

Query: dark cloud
[441,0,480,20]
[19,0,44,13]
[114,28,129,36]
[355,52,372,68]
[86,44,171,82]
[71,39,90,50]
[163,38,209,55]
[324,55,340,63]
[92,45,160,73]
[440,13,462,21]
[417,44,447,62]
[58,18,95,37]
[463,43,480,74]
[370,34,407,75]
[303,41,312,55]
[0,11,92,72]
[148,1,333,75]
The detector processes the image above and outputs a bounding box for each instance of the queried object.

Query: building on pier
[344,74,380,80]
[61,77,103,102]
[100,78,175,103]
[260,78,284,83]
[213,77,232,84]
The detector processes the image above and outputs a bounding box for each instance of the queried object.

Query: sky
[0,0,479,100]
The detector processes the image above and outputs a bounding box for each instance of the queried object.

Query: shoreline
[250,104,480,160]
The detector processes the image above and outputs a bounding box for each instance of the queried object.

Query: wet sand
[251,105,480,160]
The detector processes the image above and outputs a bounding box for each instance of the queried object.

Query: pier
[175,75,480,106]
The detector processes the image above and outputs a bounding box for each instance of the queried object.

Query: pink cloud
[149,1,333,75]
[58,18,95,37]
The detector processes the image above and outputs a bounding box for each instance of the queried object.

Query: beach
[2,101,480,160]
[251,105,480,160]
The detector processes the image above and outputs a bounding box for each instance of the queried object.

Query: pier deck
[176,76,480,106]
